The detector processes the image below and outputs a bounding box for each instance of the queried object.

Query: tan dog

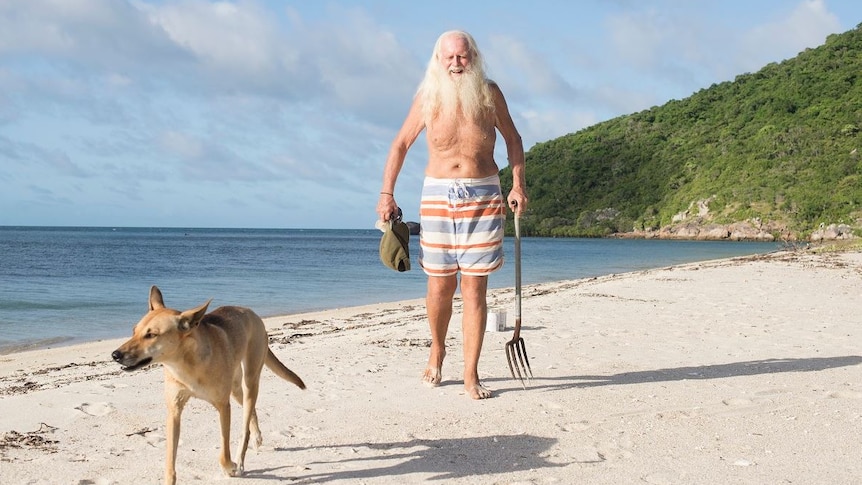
[111,285,305,485]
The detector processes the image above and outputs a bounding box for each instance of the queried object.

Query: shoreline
[2,249,861,484]
[0,245,788,357]
[1,226,786,354]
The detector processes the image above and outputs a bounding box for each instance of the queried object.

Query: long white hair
[417,30,495,123]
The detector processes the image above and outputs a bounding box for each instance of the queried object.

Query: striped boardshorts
[419,174,506,277]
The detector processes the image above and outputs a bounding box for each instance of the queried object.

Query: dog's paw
[222,462,241,478]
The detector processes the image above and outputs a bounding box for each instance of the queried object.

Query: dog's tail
[265,349,306,390]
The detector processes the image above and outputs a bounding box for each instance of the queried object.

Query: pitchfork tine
[506,342,524,384]
[506,340,530,388]
[516,339,533,379]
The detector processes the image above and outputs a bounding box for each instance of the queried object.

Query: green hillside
[503,24,862,240]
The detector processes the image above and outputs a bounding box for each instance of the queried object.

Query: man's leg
[460,274,492,399]
[423,274,457,386]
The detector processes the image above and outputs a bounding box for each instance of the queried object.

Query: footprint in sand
[643,470,686,484]
[754,388,789,397]
[828,390,862,399]
[540,400,565,411]
[100,382,128,390]
[558,421,592,432]
[721,397,753,407]
[75,402,116,417]
[145,432,166,447]
[278,425,320,440]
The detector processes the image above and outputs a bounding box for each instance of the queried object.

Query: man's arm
[490,83,527,214]
[377,96,426,222]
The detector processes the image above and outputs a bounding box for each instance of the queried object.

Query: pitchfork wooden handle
[512,202,522,340]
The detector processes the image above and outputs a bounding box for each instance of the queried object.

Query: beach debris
[0,423,59,455]
[125,427,156,437]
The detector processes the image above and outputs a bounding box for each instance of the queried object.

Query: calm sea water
[0,226,780,353]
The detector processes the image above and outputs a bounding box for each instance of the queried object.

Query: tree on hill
[502,24,862,240]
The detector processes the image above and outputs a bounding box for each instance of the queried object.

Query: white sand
[1,250,860,484]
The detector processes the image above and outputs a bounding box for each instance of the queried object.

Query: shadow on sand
[247,355,861,482]
[494,355,862,393]
[254,434,562,483]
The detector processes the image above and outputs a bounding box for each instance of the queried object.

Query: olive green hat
[379,209,411,272]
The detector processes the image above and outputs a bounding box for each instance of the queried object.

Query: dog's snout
[111,350,123,362]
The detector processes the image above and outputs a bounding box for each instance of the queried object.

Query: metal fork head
[505,337,533,388]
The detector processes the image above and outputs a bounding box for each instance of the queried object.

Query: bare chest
[426,115,496,155]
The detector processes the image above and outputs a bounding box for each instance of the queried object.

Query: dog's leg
[239,390,260,469]
[250,408,262,449]
[236,366,262,472]
[165,389,189,485]
[231,383,262,452]
[214,400,240,477]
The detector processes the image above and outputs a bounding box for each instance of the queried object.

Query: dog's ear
[149,286,166,311]
[178,299,211,332]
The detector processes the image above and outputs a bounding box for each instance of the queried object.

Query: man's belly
[425,157,499,179]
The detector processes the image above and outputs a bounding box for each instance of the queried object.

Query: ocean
[0,226,781,353]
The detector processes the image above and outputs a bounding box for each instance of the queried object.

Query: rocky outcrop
[618,196,858,242]
[810,223,855,242]
[618,221,858,242]
[620,221,780,241]
[671,196,716,223]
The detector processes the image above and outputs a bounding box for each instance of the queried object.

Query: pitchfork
[505,204,533,388]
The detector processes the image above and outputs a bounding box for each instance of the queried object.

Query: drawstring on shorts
[448,180,472,203]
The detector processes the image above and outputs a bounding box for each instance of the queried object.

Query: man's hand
[377,193,399,222]
[507,190,527,216]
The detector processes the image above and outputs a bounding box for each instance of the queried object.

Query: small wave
[0,300,130,311]
[0,336,76,355]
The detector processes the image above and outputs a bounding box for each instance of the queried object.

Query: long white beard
[421,66,492,122]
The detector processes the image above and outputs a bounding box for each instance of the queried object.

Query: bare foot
[465,382,492,400]
[422,350,445,387]
[422,367,442,387]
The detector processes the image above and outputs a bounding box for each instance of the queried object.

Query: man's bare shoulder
[486,80,507,103]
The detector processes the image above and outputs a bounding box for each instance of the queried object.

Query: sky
[1,0,861,229]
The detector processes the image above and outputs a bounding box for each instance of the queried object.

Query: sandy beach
[1,249,860,484]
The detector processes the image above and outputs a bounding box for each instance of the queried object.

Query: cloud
[737,0,841,72]
[309,6,421,119]
[606,7,670,68]
[485,34,577,102]
[0,0,190,72]
[601,0,845,104]
[0,0,417,114]
[518,109,599,148]
[140,1,287,71]
[1,0,858,228]
[0,133,90,177]
[134,0,309,96]
[481,34,585,147]
[156,129,276,181]
[0,1,414,191]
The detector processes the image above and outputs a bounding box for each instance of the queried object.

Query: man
[376,30,528,400]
